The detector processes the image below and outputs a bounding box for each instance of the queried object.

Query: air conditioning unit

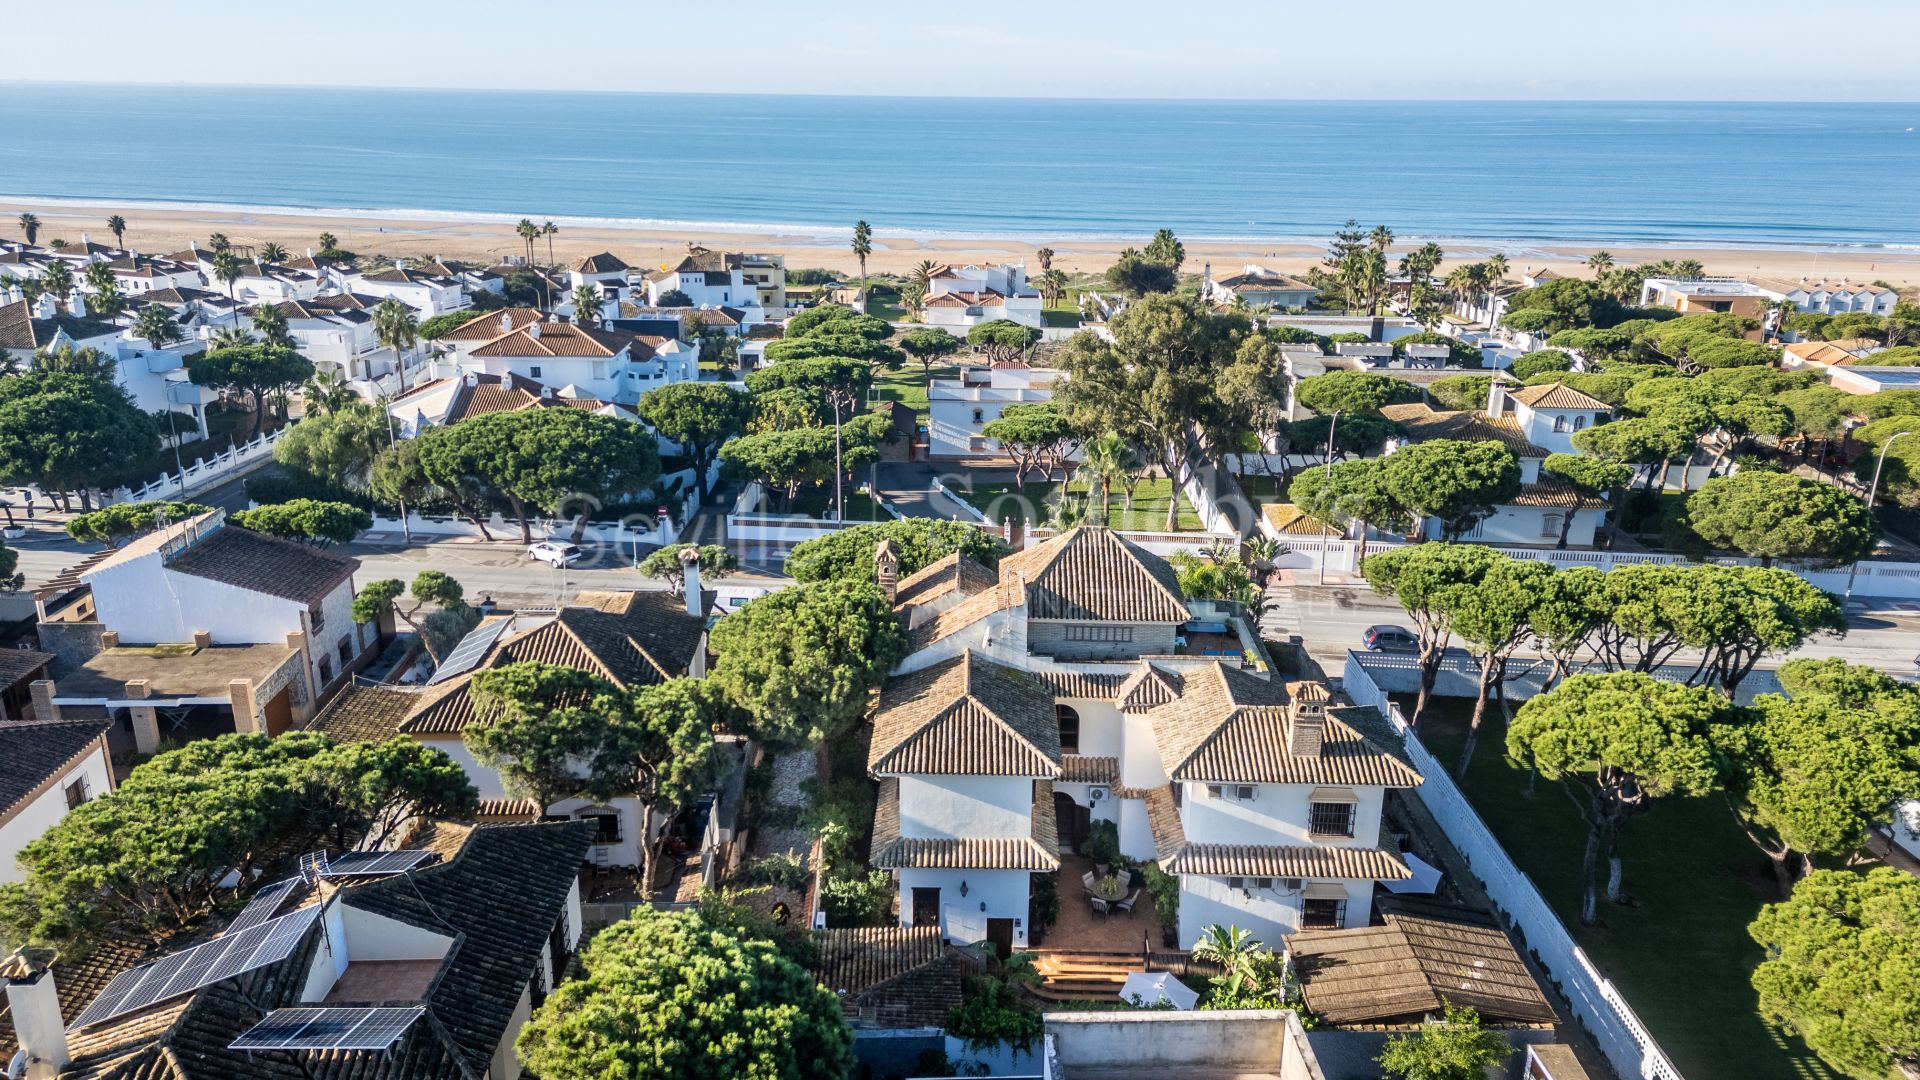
[1281,878,1303,893]
[1088,787,1108,802]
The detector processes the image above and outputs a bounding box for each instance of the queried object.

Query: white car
[528,541,584,567]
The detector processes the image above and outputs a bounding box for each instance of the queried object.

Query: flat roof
[52,644,298,704]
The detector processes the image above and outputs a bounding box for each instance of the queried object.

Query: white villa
[0,295,217,439]
[273,293,426,398]
[311,586,715,873]
[642,247,775,320]
[921,262,1046,329]
[424,310,696,405]
[1640,275,1900,318]
[1201,264,1317,310]
[926,364,1061,458]
[345,259,469,317]
[871,527,1421,952]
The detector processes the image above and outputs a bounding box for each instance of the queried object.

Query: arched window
[1056,704,1080,754]
[1552,415,1569,433]
[1574,414,1588,430]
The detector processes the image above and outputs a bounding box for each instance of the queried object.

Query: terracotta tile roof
[0,300,121,349]
[1059,755,1119,784]
[1378,403,1545,458]
[668,248,734,273]
[573,252,630,274]
[1143,785,1186,862]
[442,372,608,424]
[869,651,1062,777]
[436,307,545,341]
[469,321,634,358]
[1216,270,1313,291]
[0,647,55,691]
[0,719,109,822]
[1508,478,1607,509]
[1163,843,1411,880]
[1292,896,1556,1025]
[894,551,999,609]
[998,527,1191,623]
[1750,276,1895,296]
[812,926,963,1027]
[906,577,1024,650]
[400,597,705,735]
[870,777,1060,870]
[306,685,419,744]
[166,524,360,608]
[1034,670,1128,699]
[1117,661,1184,714]
[1150,663,1421,787]
[1783,340,1857,366]
[1263,503,1343,537]
[1506,382,1610,411]
[0,933,152,1063]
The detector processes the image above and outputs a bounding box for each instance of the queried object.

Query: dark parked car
[1363,624,1419,652]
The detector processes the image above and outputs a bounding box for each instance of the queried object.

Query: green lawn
[959,476,1203,531]
[1411,699,1837,1080]
[871,363,957,413]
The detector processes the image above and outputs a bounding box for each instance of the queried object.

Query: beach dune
[4,198,1917,289]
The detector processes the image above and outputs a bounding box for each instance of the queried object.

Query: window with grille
[1056,705,1080,754]
[1540,514,1563,539]
[1309,802,1355,837]
[63,776,89,810]
[1302,897,1346,930]
[1064,625,1133,643]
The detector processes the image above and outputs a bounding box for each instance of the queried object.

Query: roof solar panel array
[230,1006,426,1051]
[426,618,510,684]
[70,906,322,1030]
[319,849,439,877]
[225,877,299,935]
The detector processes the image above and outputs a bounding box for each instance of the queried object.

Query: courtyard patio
[1042,852,1164,953]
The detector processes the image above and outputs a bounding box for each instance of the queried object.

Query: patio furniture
[1089,896,1110,916]
[1081,871,1098,893]
[1089,873,1128,903]
[1112,888,1141,914]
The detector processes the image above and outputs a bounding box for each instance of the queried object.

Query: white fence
[1342,651,1685,1080]
[95,426,292,507]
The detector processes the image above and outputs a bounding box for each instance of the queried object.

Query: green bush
[1139,862,1181,927]
[819,869,891,927]
[1086,819,1121,867]
[948,973,1044,1052]
[1029,871,1059,934]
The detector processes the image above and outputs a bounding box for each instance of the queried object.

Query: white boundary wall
[1341,650,1685,1080]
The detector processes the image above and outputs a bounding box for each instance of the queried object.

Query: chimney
[874,540,899,602]
[99,629,119,648]
[529,321,542,339]
[678,547,704,617]
[1486,380,1510,418]
[29,680,59,723]
[192,629,212,649]
[499,311,513,333]
[464,372,480,388]
[3,947,71,1080]
[1290,704,1325,758]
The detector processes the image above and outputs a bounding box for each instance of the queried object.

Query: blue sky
[6,1,1917,100]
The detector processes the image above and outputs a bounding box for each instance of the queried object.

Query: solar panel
[226,878,300,935]
[70,906,323,1031]
[426,618,510,684]
[230,1006,426,1052]
[320,850,439,877]
[298,851,330,881]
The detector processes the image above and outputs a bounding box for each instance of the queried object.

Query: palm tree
[1079,433,1136,518]
[259,241,288,264]
[1587,251,1614,274]
[88,279,127,320]
[1035,247,1055,273]
[83,261,116,296]
[106,215,127,249]
[250,304,292,347]
[212,326,253,350]
[1039,269,1068,310]
[318,231,339,253]
[17,213,40,245]
[373,298,420,394]
[514,219,544,305]
[1485,252,1510,282]
[207,233,231,254]
[851,220,873,285]
[1370,225,1395,254]
[40,260,73,303]
[571,284,603,327]
[211,250,244,327]
[909,259,936,292]
[133,304,181,348]
[302,370,358,415]
[1415,241,1444,280]
[48,239,67,251]
[1357,249,1388,315]
[543,220,558,266]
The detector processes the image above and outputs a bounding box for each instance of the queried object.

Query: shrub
[1086,819,1121,867]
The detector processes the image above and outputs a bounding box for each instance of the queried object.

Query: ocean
[1,84,1916,249]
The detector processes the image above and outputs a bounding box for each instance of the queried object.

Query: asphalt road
[1266,581,1920,678]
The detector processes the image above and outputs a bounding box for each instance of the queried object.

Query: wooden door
[986,918,1014,959]
[261,686,293,737]
[911,887,941,927]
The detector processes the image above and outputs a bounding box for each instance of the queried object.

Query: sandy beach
[5,198,1917,288]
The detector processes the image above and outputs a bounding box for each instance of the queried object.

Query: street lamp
[1323,410,1343,476]
[1845,429,1911,600]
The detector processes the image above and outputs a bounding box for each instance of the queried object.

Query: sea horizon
[3,85,1917,250]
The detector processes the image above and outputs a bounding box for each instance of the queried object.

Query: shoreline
[6,196,1918,286]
